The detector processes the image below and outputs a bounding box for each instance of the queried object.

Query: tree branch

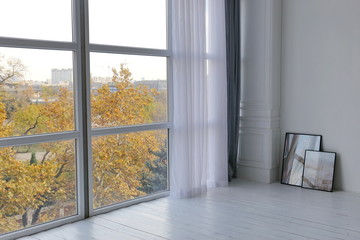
[40,151,50,164]
[31,205,43,225]
[15,145,31,154]
[55,163,66,178]
[0,57,25,85]
[23,116,41,135]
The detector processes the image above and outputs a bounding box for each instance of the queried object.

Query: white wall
[281,0,360,192]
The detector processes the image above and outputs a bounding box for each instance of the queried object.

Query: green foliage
[139,143,168,194]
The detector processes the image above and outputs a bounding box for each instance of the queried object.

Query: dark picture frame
[302,150,336,192]
[281,133,322,186]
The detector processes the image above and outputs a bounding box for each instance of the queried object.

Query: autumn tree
[0,61,167,233]
[91,64,165,208]
[91,64,158,127]
[0,55,26,85]
[0,99,66,233]
[8,88,76,228]
[0,55,29,121]
[0,56,76,232]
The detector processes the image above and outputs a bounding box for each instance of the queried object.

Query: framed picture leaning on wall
[302,150,336,192]
[281,133,322,186]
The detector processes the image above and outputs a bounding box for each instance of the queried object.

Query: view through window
[0,0,170,238]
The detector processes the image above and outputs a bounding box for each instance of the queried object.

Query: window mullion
[77,0,92,218]
[89,43,170,56]
[91,123,171,137]
[0,36,77,51]
[0,132,80,148]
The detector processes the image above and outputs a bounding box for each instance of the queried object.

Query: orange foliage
[0,65,165,234]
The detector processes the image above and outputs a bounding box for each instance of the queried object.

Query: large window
[0,0,170,238]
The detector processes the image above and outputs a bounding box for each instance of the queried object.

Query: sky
[0,0,167,82]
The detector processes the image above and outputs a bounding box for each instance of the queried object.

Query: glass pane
[89,0,167,49]
[0,47,75,138]
[92,130,168,209]
[0,140,77,235]
[90,53,167,128]
[0,0,72,41]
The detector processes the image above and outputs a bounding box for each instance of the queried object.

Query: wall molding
[239,0,282,183]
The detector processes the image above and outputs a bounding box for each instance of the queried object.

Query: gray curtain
[225,0,241,180]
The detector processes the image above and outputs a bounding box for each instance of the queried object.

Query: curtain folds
[225,0,241,180]
[170,0,228,198]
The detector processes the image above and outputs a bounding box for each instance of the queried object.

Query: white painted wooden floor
[19,180,360,240]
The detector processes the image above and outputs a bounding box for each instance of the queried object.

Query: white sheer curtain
[170,0,228,198]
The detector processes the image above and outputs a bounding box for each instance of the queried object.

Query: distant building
[51,69,73,85]
[90,79,167,95]
[134,80,167,91]
[91,76,112,84]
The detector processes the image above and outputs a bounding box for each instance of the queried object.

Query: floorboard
[18,180,360,240]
